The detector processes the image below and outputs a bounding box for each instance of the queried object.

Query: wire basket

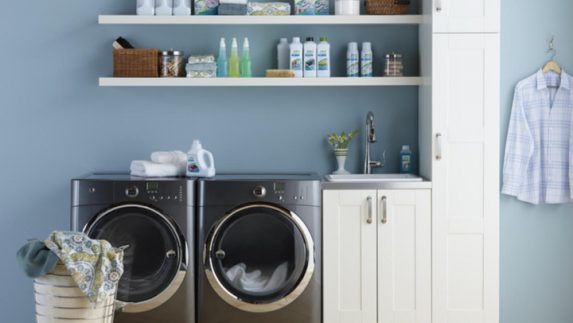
[34,263,116,323]
[113,49,159,77]
[365,0,410,15]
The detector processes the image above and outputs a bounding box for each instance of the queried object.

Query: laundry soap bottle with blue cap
[186,140,216,178]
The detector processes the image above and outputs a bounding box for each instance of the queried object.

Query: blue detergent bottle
[217,37,228,77]
[400,145,413,174]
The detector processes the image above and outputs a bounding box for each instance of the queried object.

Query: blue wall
[0,0,572,322]
[500,1,573,323]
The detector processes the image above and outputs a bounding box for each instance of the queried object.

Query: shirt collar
[536,69,570,90]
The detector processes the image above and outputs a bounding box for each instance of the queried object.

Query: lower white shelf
[98,77,422,87]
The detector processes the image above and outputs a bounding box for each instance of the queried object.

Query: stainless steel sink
[325,174,424,182]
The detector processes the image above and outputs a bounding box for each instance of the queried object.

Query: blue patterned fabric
[502,69,573,204]
[44,231,124,304]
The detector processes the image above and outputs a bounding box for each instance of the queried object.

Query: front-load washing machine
[71,174,194,323]
[197,174,322,323]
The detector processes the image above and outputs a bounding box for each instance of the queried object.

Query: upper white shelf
[99,77,423,87]
[98,15,423,25]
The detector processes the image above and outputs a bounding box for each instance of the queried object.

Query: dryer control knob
[125,186,139,198]
[253,186,267,198]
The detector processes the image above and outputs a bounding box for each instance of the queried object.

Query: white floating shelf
[99,77,422,87]
[98,15,423,25]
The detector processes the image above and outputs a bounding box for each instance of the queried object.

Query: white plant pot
[333,154,350,175]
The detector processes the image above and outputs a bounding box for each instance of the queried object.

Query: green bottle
[240,37,252,78]
[228,37,240,78]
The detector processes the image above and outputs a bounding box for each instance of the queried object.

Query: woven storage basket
[365,0,410,15]
[34,263,116,323]
[113,49,159,77]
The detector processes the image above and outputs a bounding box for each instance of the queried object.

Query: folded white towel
[219,0,248,4]
[151,151,187,167]
[130,160,183,177]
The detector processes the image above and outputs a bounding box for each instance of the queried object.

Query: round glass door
[205,203,314,313]
[85,204,187,312]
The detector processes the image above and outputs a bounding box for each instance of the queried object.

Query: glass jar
[384,53,404,77]
[160,50,185,77]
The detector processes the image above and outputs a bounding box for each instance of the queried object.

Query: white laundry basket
[33,263,115,323]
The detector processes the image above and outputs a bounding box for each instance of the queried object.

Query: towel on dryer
[130,160,183,177]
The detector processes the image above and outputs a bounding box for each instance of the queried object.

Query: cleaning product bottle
[217,38,228,78]
[228,37,240,77]
[290,37,303,78]
[361,42,373,77]
[277,38,290,70]
[303,37,317,78]
[317,36,331,78]
[240,37,252,78]
[155,0,173,15]
[186,140,216,178]
[347,42,359,77]
[136,0,155,15]
[400,145,413,174]
[173,0,192,15]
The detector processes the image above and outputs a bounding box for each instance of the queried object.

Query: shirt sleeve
[502,87,532,197]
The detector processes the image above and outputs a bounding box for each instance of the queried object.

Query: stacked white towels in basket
[130,151,187,177]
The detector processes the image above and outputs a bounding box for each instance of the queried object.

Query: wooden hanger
[543,37,562,74]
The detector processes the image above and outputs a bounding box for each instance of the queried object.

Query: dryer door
[204,203,314,313]
[85,204,187,313]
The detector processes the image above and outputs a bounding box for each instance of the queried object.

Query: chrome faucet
[364,111,384,174]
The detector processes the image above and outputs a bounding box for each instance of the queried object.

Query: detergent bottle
[186,140,216,178]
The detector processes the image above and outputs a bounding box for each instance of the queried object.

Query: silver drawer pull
[367,196,373,224]
[436,133,443,160]
[381,196,387,224]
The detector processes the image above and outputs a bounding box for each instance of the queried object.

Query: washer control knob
[125,186,139,198]
[253,186,267,198]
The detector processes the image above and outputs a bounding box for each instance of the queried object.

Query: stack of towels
[247,2,291,15]
[186,55,217,78]
[218,0,248,15]
[130,151,187,177]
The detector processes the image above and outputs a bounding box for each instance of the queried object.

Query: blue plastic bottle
[400,145,413,174]
[217,37,228,78]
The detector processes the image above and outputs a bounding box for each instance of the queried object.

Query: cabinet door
[323,190,377,323]
[378,190,431,323]
[431,0,500,33]
[433,34,500,323]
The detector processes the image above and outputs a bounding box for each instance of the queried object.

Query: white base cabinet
[323,189,431,323]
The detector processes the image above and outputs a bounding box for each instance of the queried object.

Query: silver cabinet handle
[436,133,443,160]
[380,196,387,224]
[435,0,442,12]
[367,196,373,224]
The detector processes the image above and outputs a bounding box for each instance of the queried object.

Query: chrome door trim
[84,203,188,313]
[204,203,315,313]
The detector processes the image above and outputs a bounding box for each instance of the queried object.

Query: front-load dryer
[197,174,322,323]
[71,174,194,323]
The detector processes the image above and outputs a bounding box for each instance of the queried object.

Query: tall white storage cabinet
[323,189,431,323]
[422,1,500,323]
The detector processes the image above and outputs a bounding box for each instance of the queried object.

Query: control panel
[117,181,185,204]
[251,182,309,204]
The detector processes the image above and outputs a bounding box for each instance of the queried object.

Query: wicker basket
[34,263,116,323]
[365,0,410,15]
[113,49,159,77]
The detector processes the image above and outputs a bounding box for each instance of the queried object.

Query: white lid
[219,37,226,48]
[280,38,288,43]
[348,42,358,51]
[243,37,249,48]
[362,42,372,51]
[402,145,410,151]
[231,38,238,48]
[191,140,203,150]
[292,37,301,43]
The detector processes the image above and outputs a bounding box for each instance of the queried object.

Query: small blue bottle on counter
[400,145,412,174]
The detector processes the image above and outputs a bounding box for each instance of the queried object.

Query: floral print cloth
[44,231,124,304]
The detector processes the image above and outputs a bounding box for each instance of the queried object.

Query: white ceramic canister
[173,0,192,15]
[335,0,360,15]
[155,0,174,15]
[136,0,155,15]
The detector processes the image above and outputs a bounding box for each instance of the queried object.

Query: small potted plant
[327,130,358,175]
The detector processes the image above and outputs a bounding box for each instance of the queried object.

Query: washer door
[85,204,187,313]
[204,203,314,313]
